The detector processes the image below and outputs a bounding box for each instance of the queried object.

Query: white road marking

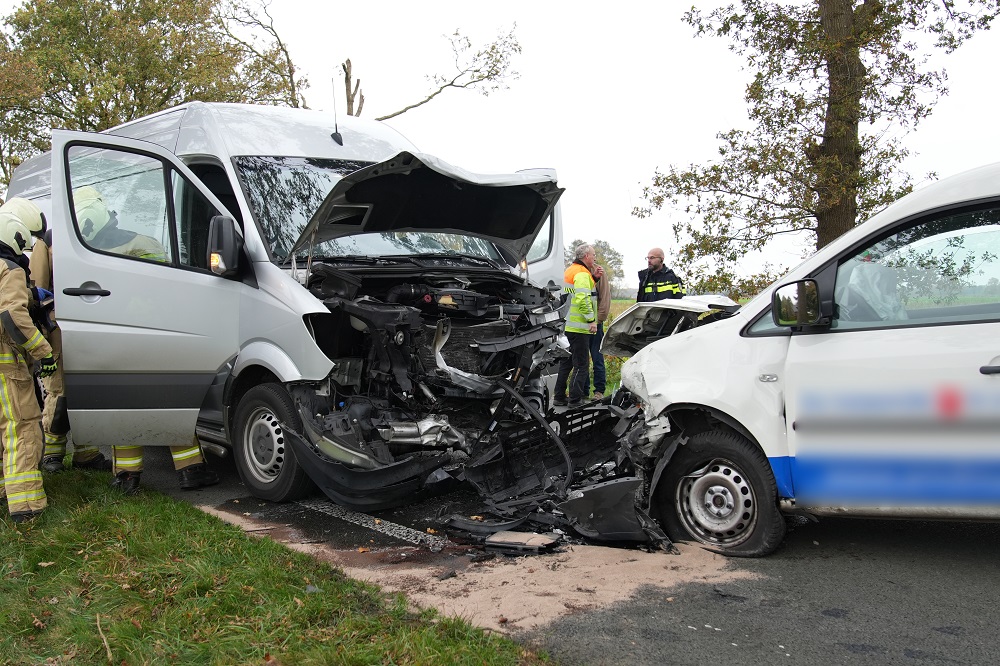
[296,498,450,548]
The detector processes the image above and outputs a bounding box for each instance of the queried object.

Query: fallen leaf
[31,614,46,629]
[131,619,141,629]
[294,597,304,607]
[426,528,438,534]
[37,562,55,568]
[498,616,508,624]
[470,515,484,521]
[357,547,370,553]
[374,519,382,525]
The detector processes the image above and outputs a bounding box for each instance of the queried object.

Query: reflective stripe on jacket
[0,259,52,380]
[637,266,686,302]
[564,262,596,335]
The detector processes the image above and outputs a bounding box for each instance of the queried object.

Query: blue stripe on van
[768,456,795,499]
[778,455,1000,505]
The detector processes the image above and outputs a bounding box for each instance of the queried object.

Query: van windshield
[233,156,503,264]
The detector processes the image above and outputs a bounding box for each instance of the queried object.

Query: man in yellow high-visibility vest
[554,244,598,407]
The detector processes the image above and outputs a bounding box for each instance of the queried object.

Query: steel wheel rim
[676,458,757,547]
[242,405,285,484]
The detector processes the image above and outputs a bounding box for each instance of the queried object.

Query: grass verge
[1,470,547,665]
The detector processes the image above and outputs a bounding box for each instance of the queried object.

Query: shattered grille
[466,407,619,502]
[417,320,512,374]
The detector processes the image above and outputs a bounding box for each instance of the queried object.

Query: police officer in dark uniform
[637,247,685,302]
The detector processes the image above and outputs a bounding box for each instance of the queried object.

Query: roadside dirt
[201,506,755,633]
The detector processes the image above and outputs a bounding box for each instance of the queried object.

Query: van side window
[172,172,221,270]
[68,145,221,272]
[526,215,553,263]
[832,207,1000,329]
[68,147,172,263]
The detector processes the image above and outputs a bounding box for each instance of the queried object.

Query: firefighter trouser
[0,372,46,515]
[40,328,100,464]
[113,436,205,474]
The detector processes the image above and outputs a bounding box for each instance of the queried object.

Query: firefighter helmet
[73,186,111,241]
[0,197,46,255]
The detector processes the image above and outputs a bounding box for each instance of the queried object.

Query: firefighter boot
[40,455,66,473]
[111,471,141,496]
[177,464,219,491]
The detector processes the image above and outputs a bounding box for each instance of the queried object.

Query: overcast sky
[5,1,998,286]
[268,1,1000,286]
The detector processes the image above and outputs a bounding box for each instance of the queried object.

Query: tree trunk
[342,59,364,117]
[813,0,869,249]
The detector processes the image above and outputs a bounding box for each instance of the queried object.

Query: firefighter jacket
[564,261,597,335]
[91,225,167,262]
[0,256,52,381]
[28,235,56,324]
[637,266,686,302]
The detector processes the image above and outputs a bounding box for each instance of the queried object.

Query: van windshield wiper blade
[281,253,378,265]
[410,253,503,269]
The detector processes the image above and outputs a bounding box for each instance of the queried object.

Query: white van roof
[109,102,419,161]
[8,102,419,199]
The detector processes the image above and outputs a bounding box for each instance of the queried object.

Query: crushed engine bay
[275,255,672,548]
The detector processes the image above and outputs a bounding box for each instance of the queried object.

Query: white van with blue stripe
[604,162,1000,556]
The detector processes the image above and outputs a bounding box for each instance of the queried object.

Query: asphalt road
[136,446,1000,666]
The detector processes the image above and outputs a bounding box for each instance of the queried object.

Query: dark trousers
[588,322,606,394]
[555,331,592,402]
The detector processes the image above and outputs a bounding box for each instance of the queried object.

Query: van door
[784,205,1000,509]
[519,169,565,291]
[50,130,242,447]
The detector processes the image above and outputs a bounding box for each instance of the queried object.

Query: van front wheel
[656,429,785,557]
[233,383,315,502]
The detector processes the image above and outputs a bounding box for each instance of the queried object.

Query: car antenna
[330,77,344,146]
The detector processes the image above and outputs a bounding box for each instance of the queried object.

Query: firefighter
[30,229,112,472]
[71,187,219,493]
[0,198,57,523]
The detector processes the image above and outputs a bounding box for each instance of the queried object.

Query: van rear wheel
[656,429,785,557]
[233,383,314,502]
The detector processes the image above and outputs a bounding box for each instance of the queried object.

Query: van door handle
[63,287,111,297]
[980,365,1000,375]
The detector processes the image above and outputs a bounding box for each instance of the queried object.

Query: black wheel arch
[646,404,769,515]
[223,364,281,444]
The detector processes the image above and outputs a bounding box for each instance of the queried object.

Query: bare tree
[217,0,308,108]
[341,26,521,120]
[342,59,364,117]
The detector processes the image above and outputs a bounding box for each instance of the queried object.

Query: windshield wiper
[409,253,503,269]
[280,253,379,266]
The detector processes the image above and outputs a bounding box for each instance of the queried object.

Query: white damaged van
[605,162,1000,556]
[7,102,570,508]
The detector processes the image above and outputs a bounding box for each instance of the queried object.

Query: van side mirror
[772,279,821,327]
[207,215,243,278]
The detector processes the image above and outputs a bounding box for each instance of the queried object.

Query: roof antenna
[330,75,344,146]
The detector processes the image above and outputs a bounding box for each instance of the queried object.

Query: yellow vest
[563,262,596,335]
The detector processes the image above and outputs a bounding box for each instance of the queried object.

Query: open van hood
[601,295,740,357]
[289,151,564,259]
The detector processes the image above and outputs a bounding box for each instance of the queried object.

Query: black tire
[655,429,786,557]
[232,383,315,502]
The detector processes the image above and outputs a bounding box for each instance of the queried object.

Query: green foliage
[564,238,626,290]
[0,470,544,665]
[0,0,307,186]
[636,0,1000,293]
